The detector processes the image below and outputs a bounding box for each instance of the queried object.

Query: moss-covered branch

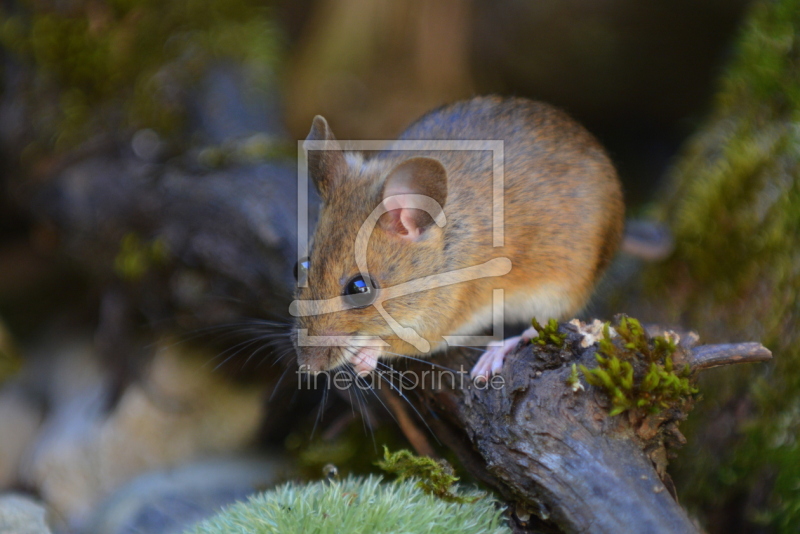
[397,318,770,533]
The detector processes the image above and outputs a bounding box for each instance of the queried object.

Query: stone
[0,388,42,489]
[0,494,52,534]
[86,456,290,534]
[22,339,267,529]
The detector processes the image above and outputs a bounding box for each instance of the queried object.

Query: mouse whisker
[267,363,295,403]
[351,369,400,428]
[343,350,436,436]
[309,375,330,441]
[260,346,296,369]
[345,366,376,449]
[370,366,440,445]
[210,334,292,372]
[243,340,281,368]
[206,333,278,370]
[372,360,416,388]
[374,351,463,374]
[445,344,490,352]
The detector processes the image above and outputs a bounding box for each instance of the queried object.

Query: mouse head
[293,116,452,374]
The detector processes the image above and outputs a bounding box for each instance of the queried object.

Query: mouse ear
[381,157,448,241]
[304,116,346,200]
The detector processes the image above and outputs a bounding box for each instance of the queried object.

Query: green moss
[657,0,800,302]
[285,418,409,480]
[580,316,698,417]
[565,363,583,392]
[376,447,478,504]
[529,318,566,348]
[113,233,169,281]
[196,133,295,168]
[641,0,800,528]
[184,475,510,534]
[0,0,281,152]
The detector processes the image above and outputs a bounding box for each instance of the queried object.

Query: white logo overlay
[292,140,509,358]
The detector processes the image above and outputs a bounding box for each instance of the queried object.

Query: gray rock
[22,340,268,527]
[0,388,42,488]
[0,494,53,534]
[86,456,291,534]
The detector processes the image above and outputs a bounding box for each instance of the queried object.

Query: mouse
[291,95,624,380]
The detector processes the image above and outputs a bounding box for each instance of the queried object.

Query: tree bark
[393,326,770,533]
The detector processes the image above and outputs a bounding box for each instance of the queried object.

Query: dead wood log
[397,323,771,533]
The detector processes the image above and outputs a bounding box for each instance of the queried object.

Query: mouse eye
[294,256,310,285]
[343,274,379,308]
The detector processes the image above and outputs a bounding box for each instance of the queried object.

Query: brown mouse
[291,96,624,379]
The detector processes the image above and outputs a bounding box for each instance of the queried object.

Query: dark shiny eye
[343,274,379,308]
[294,256,310,285]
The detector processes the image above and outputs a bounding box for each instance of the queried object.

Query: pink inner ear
[382,197,422,240]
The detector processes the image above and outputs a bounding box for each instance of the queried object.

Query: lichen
[580,316,698,417]
[377,446,478,504]
[529,318,566,348]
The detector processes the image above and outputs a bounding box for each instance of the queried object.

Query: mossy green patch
[113,233,169,281]
[580,316,698,417]
[196,133,295,169]
[377,446,478,504]
[565,363,583,392]
[184,475,511,534]
[0,0,281,152]
[641,0,800,529]
[285,417,410,480]
[529,318,566,348]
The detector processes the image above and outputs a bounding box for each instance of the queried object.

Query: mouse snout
[295,345,334,374]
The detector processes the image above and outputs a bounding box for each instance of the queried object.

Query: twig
[690,342,772,371]
[379,388,436,458]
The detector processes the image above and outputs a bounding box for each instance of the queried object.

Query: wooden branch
[379,388,436,458]
[397,327,772,533]
[690,342,772,371]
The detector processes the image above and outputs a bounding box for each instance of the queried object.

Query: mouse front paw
[470,326,538,380]
[347,347,379,376]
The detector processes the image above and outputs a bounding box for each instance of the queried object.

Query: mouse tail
[620,219,674,261]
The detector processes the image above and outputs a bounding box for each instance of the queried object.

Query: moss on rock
[376,447,478,504]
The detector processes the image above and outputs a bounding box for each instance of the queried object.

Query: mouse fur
[293,96,624,375]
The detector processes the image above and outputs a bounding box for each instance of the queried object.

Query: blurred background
[1,0,798,532]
